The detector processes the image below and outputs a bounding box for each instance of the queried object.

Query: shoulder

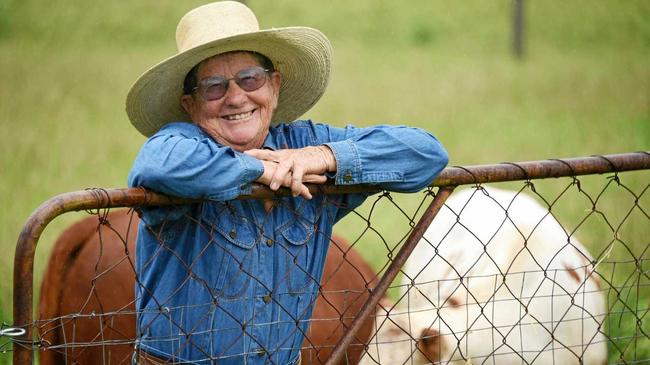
[269,120,336,147]
[149,121,206,140]
[272,119,321,132]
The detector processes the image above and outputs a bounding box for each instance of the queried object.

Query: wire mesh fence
[362,182,647,364]
[5,152,649,364]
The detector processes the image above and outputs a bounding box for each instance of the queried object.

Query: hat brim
[126,27,332,137]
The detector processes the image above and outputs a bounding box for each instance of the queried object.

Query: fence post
[513,0,525,59]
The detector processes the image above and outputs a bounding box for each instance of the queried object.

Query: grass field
[0,0,648,363]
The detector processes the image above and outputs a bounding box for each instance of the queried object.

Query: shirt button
[229,230,237,239]
[256,348,267,356]
[263,294,272,304]
[266,238,273,247]
[343,172,353,182]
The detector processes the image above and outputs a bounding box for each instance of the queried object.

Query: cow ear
[416,328,444,363]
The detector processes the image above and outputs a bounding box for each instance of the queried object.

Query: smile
[222,110,255,121]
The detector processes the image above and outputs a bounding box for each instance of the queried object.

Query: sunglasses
[192,66,271,101]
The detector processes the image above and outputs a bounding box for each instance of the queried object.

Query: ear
[270,71,283,99]
[180,94,196,116]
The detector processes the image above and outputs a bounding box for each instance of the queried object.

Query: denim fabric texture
[127,120,448,363]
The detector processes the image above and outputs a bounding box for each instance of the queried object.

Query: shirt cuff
[236,152,264,181]
[234,152,264,197]
[207,152,264,201]
[324,140,361,185]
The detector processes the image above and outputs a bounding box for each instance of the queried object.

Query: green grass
[0,0,648,363]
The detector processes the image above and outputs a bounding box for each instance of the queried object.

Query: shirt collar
[195,123,284,151]
[261,127,283,151]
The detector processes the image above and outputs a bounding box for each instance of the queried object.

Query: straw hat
[126,1,332,137]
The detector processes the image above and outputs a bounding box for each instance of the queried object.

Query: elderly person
[127,1,447,364]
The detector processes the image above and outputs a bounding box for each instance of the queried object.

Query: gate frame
[11,152,650,364]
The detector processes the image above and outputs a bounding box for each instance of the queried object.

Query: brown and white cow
[361,187,608,365]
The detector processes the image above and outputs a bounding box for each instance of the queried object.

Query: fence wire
[7,153,650,364]
[362,175,648,365]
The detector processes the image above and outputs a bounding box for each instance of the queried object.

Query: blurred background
[0,0,648,362]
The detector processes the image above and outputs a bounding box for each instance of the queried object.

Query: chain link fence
[4,152,649,364]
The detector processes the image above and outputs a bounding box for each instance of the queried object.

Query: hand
[245,146,336,199]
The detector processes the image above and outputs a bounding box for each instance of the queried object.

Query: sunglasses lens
[203,78,228,101]
[235,67,267,92]
[197,67,268,101]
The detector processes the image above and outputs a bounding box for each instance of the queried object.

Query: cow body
[361,187,608,365]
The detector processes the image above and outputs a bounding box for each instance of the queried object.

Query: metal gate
[7,152,649,364]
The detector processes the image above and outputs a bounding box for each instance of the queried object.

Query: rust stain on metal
[432,152,650,187]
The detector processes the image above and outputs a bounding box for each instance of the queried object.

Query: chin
[224,130,261,150]
[228,128,258,142]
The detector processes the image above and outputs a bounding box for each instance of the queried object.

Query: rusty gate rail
[11,151,650,364]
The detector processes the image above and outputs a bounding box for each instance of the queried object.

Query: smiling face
[181,52,282,152]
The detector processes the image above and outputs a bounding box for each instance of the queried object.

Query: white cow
[361,187,607,365]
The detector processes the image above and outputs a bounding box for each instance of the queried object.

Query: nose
[222,80,247,107]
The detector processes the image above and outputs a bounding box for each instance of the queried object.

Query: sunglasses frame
[192,66,271,101]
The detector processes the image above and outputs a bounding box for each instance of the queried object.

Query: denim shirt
[128,120,448,364]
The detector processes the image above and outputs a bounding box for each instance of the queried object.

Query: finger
[245,149,276,160]
[293,165,312,200]
[256,160,278,186]
[243,149,264,156]
[282,173,293,188]
[291,164,309,196]
[270,160,293,190]
[303,174,328,184]
[295,182,312,199]
[291,165,305,197]
[300,184,312,200]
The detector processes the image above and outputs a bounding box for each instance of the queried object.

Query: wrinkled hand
[245,146,337,199]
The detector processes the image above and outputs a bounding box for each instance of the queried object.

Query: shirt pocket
[202,202,257,299]
[277,197,322,293]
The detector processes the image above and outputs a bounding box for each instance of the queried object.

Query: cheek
[258,92,277,111]
[270,87,280,110]
[196,105,224,131]
[206,102,225,117]
[190,98,216,119]
[258,83,280,112]
[270,95,278,111]
[266,98,277,114]
[255,93,278,127]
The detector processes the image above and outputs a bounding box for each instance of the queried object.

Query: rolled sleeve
[234,152,265,196]
[313,122,447,192]
[324,139,361,185]
[128,122,265,201]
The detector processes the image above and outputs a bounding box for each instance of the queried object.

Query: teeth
[224,111,253,121]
